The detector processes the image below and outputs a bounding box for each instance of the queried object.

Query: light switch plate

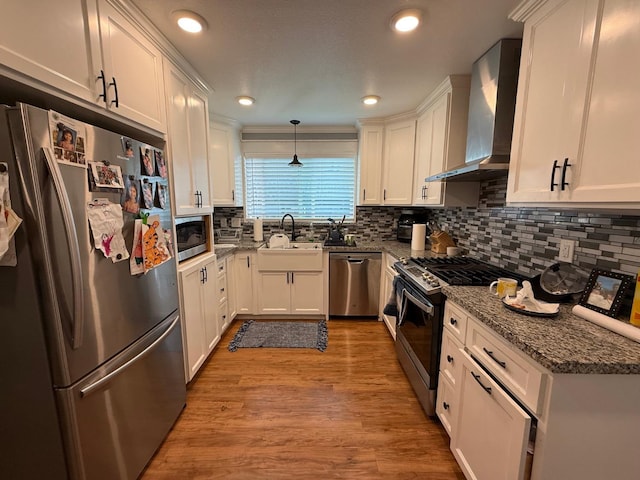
[220,218,228,228]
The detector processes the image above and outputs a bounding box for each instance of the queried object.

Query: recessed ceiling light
[172,10,208,33]
[390,9,422,33]
[362,95,381,105]
[236,96,255,106]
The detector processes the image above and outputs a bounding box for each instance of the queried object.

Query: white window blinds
[244,157,355,220]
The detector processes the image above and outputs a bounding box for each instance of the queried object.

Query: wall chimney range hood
[426,38,522,182]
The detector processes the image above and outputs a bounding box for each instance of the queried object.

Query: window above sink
[243,157,356,221]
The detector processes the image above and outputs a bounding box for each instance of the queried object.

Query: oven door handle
[402,288,434,316]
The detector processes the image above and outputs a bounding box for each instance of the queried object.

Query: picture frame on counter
[578,269,634,318]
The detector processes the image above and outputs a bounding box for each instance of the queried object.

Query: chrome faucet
[281,214,296,241]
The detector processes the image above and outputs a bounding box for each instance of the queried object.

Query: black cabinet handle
[471,371,492,395]
[97,70,107,104]
[443,402,450,410]
[383,189,387,201]
[291,272,294,284]
[560,157,571,190]
[363,189,366,200]
[446,355,453,363]
[232,190,235,201]
[483,347,506,368]
[200,268,205,284]
[550,159,560,191]
[449,317,457,326]
[203,266,208,283]
[108,77,119,107]
[247,256,250,268]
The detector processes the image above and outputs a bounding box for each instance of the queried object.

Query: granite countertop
[443,286,640,375]
[213,239,414,259]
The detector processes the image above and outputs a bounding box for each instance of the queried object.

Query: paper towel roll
[572,304,640,344]
[253,218,263,242]
[411,224,426,251]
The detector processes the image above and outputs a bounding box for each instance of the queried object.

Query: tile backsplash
[214,176,640,277]
[428,177,640,277]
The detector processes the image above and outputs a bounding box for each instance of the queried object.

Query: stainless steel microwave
[175,216,209,262]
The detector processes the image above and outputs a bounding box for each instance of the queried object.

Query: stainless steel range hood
[426,38,521,182]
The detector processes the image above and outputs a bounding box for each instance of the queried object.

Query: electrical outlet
[220,218,228,228]
[231,217,242,228]
[558,239,575,263]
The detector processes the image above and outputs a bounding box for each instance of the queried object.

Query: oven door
[395,276,443,416]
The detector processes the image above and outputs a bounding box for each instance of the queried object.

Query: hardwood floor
[142,319,464,479]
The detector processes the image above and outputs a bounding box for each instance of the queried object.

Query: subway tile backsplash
[214,176,640,277]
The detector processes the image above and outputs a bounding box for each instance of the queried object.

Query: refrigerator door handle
[79,315,180,398]
[42,148,84,349]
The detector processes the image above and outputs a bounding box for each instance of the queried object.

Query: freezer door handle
[42,148,84,349]
[79,316,180,398]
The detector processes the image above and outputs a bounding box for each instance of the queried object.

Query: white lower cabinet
[379,252,399,338]
[440,299,640,480]
[179,253,218,382]
[216,257,232,334]
[226,254,237,319]
[452,349,532,480]
[439,300,536,480]
[258,271,324,314]
[234,252,256,314]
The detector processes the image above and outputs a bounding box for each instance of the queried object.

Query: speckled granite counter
[212,239,415,260]
[443,286,640,375]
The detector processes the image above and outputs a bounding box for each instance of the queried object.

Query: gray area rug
[228,320,328,352]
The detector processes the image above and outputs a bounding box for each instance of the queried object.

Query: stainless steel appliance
[393,256,527,416]
[396,209,428,243]
[0,103,185,480]
[176,215,209,261]
[329,252,381,316]
[427,38,522,182]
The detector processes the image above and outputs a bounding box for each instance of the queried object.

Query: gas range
[394,256,529,295]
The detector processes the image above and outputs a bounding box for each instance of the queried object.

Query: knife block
[430,231,456,254]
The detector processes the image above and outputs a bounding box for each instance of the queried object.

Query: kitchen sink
[257,243,323,271]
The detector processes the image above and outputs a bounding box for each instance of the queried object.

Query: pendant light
[288,119,303,167]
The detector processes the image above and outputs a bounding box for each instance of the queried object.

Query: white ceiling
[130,0,523,127]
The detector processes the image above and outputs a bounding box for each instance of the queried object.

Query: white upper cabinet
[164,61,213,215]
[96,0,167,132]
[210,120,240,206]
[412,75,479,207]
[0,0,99,104]
[357,122,385,205]
[0,0,166,133]
[382,116,416,205]
[508,0,640,208]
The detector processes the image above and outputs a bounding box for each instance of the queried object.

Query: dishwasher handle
[347,258,365,264]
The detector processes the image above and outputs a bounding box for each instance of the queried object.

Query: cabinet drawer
[216,259,227,277]
[219,301,230,331]
[467,319,547,415]
[218,273,228,305]
[440,328,464,388]
[436,375,457,438]
[443,301,468,342]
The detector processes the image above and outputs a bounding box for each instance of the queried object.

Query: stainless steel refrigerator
[0,103,185,479]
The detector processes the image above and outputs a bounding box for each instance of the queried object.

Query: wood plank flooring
[142,319,464,479]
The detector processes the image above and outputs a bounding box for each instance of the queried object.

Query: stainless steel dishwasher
[329,252,382,317]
